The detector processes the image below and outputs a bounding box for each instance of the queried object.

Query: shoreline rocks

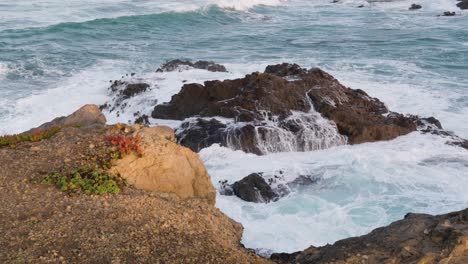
[153,63,425,154]
[457,0,468,9]
[27,104,106,133]
[271,208,468,264]
[156,59,227,73]
[110,126,217,204]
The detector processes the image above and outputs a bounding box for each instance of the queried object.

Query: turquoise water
[1,0,468,254]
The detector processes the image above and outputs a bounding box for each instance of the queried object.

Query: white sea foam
[0,60,122,135]
[201,132,468,253]
[212,0,286,11]
[0,63,8,80]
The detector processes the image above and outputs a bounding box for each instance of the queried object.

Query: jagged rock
[27,104,106,133]
[103,80,152,115]
[156,59,227,72]
[122,83,149,98]
[153,63,421,154]
[232,173,278,203]
[109,126,216,204]
[271,208,468,264]
[264,63,307,77]
[457,0,468,9]
[440,11,457,16]
[409,4,422,10]
[177,118,228,152]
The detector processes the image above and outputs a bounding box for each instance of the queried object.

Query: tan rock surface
[0,124,270,264]
[110,126,216,204]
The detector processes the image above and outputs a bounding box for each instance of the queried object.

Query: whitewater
[1,0,467,254]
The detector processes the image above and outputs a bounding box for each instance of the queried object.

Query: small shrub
[42,167,125,195]
[0,127,61,148]
[105,135,142,157]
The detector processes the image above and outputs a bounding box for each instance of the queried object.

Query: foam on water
[0,63,8,80]
[0,60,123,135]
[201,132,468,253]
[1,0,467,255]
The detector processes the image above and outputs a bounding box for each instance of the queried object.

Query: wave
[0,62,8,80]
[0,0,287,31]
[201,132,468,253]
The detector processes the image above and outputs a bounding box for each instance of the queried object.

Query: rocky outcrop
[101,79,153,120]
[457,0,468,10]
[153,63,421,154]
[271,208,468,264]
[156,59,227,72]
[109,126,216,204]
[231,173,279,203]
[409,4,422,10]
[220,171,321,203]
[27,104,106,133]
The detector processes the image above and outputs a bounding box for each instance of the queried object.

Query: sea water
[1,0,467,254]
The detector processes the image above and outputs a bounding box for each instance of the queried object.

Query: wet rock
[409,4,422,10]
[122,83,149,98]
[264,63,307,77]
[152,63,436,154]
[440,11,457,16]
[104,79,153,115]
[176,118,228,152]
[156,59,227,72]
[27,105,106,133]
[457,0,468,9]
[232,173,278,203]
[271,208,468,264]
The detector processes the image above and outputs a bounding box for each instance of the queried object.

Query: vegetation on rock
[105,134,143,158]
[0,127,61,148]
[42,166,125,195]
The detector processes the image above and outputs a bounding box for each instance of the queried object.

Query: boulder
[109,126,216,204]
[28,104,106,133]
[440,11,457,16]
[409,4,422,10]
[232,173,278,203]
[457,0,468,9]
[271,208,468,264]
[153,63,420,154]
[156,59,227,72]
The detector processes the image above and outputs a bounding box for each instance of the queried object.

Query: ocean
[1,0,467,254]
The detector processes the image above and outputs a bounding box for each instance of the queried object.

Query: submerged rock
[271,208,468,264]
[156,59,227,72]
[440,11,457,16]
[409,4,422,10]
[153,63,421,154]
[232,173,278,203]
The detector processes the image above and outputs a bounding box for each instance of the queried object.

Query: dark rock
[122,83,149,99]
[176,118,228,152]
[271,208,468,264]
[264,63,307,77]
[457,0,468,9]
[104,80,152,115]
[156,59,227,72]
[232,173,278,203]
[409,4,422,10]
[134,113,150,125]
[440,11,457,16]
[152,63,434,154]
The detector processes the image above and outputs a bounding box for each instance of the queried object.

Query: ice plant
[105,135,143,157]
[0,127,61,148]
